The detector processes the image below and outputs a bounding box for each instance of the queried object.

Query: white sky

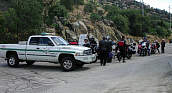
[135,0,172,11]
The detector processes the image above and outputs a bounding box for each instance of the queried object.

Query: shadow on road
[0,63,91,72]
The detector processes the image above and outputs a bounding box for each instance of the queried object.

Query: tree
[60,0,74,10]
[84,3,95,13]
[12,0,43,30]
[47,3,68,25]
[106,5,120,19]
[60,0,84,10]
[111,15,129,34]
[3,0,44,41]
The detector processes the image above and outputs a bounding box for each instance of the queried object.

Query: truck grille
[84,49,92,55]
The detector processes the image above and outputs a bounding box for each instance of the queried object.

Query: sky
[135,0,171,12]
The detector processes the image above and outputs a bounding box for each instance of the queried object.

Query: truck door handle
[36,48,40,49]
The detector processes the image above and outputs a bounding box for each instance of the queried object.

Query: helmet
[107,36,110,40]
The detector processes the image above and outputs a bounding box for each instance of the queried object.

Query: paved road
[0,44,172,93]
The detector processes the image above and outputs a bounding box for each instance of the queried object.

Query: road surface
[0,44,172,93]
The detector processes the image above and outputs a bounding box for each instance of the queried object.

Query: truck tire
[61,57,76,71]
[92,57,97,63]
[26,61,35,66]
[7,54,19,67]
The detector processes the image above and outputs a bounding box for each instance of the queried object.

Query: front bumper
[75,54,96,63]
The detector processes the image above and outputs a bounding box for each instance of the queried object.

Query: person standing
[106,36,113,63]
[161,39,166,53]
[116,36,126,63]
[146,40,150,56]
[155,40,160,54]
[99,37,108,66]
[83,39,90,48]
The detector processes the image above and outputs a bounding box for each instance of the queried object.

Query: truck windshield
[51,37,69,45]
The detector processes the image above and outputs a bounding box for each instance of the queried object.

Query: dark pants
[161,47,165,53]
[157,48,160,54]
[100,52,108,66]
[120,49,125,62]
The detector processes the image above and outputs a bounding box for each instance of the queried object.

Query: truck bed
[0,44,27,59]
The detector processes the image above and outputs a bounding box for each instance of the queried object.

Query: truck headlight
[75,52,85,56]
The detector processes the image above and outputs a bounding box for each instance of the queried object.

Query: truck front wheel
[7,55,19,67]
[61,57,76,71]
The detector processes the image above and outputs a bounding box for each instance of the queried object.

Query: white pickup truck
[0,35,96,71]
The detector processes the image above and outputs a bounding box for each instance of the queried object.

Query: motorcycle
[130,43,137,54]
[126,45,133,59]
[116,50,122,62]
[150,43,157,54]
[116,44,133,62]
[137,44,142,54]
[139,42,147,56]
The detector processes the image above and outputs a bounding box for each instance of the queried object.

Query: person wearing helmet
[116,36,126,63]
[106,36,113,63]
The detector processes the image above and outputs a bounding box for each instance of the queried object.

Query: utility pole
[140,0,144,36]
[141,0,144,16]
[169,5,171,31]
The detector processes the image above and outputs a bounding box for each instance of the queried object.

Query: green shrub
[90,13,102,22]
[84,3,94,13]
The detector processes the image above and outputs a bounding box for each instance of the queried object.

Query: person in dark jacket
[146,40,150,56]
[116,36,126,63]
[161,39,166,53]
[106,36,113,63]
[99,37,108,66]
[155,40,160,54]
[89,37,97,54]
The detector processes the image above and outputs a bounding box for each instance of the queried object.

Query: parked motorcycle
[126,44,133,59]
[130,43,137,54]
[137,43,142,54]
[116,50,122,62]
[150,43,157,54]
[139,42,147,56]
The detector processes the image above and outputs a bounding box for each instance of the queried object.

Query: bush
[111,15,129,34]
[74,0,84,5]
[47,4,68,25]
[84,3,94,13]
[60,0,84,10]
[90,13,102,22]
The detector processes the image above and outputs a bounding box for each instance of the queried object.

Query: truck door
[26,37,51,61]
[46,45,58,62]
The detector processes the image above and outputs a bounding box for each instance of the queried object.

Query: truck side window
[39,37,54,46]
[29,37,40,45]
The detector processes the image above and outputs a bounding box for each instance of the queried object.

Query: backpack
[118,41,124,47]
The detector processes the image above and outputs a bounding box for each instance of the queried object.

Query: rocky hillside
[48,0,170,41]
[50,5,124,41]
[0,0,170,44]
[103,0,170,22]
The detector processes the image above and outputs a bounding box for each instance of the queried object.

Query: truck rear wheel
[7,54,19,67]
[61,57,76,71]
